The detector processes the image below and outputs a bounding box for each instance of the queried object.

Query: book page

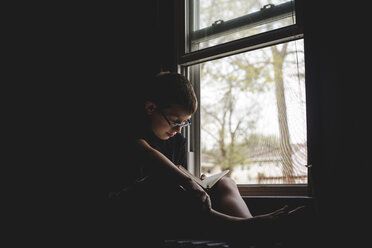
[203,170,229,188]
[177,166,206,188]
[177,166,229,189]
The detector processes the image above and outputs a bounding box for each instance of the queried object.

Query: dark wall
[54,3,161,197]
[303,1,371,246]
[84,1,177,195]
[12,2,177,245]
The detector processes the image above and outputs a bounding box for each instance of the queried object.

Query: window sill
[238,184,309,197]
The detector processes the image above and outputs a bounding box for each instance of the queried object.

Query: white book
[178,165,229,190]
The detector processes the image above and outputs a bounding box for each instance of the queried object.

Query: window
[179,0,308,196]
[190,0,296,51]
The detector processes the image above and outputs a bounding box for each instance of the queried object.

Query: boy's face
[145,102,192,140]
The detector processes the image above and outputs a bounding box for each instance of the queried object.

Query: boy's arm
[134,139,193,186]
[133,139,211,211]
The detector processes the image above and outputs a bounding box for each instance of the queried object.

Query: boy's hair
[145,72,198,114]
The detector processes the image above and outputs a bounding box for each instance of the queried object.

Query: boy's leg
[210,177,253,218]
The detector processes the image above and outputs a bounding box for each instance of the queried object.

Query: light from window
[198,39,307,185]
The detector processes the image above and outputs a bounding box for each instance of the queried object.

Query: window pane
[198,39,307,184]
[190,0,295,51]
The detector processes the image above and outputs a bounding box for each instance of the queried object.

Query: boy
[112,72,308,246]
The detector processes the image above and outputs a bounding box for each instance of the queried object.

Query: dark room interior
[11,1,371,248]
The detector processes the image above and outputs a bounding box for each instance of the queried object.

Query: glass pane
[191,0,295,51]
[198,39,307,184]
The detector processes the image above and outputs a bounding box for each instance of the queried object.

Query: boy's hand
[183,178,211,211]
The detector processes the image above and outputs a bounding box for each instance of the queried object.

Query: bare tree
[201,70,258,175]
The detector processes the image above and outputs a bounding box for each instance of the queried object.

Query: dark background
[9,1,371,247]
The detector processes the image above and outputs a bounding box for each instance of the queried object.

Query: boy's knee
[216,177,237,192]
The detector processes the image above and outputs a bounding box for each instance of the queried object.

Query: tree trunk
[272,46,294,183]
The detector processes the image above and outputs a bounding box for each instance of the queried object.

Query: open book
[178,165,229,190]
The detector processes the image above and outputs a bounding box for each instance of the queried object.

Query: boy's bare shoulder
[133,138,155,151]
[125,139,154,159]
[133,138,148,146]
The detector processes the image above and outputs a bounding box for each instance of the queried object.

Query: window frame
[177,0,310,197]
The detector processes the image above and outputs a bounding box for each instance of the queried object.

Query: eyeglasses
[159,110,192,128]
